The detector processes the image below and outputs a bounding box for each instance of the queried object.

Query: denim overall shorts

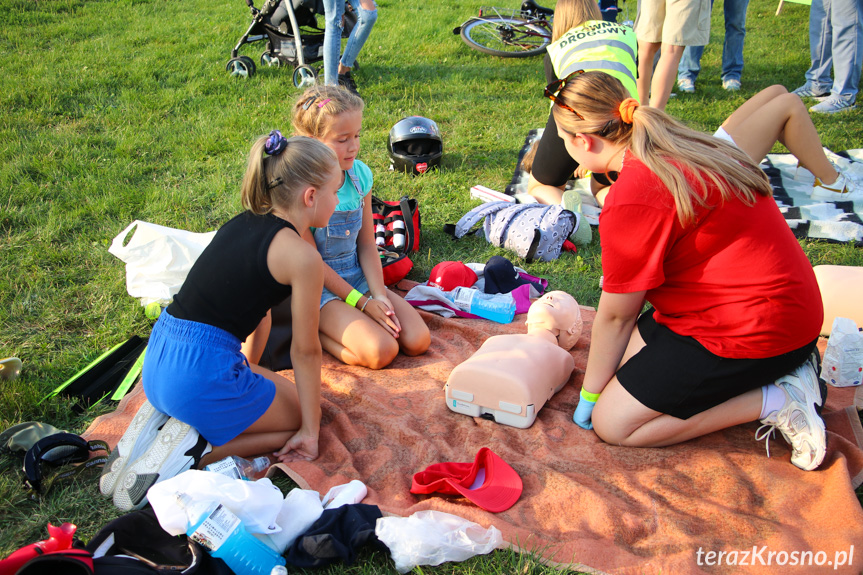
[315,169,369,308]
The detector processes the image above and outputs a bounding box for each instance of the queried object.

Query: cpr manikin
[445,291,583,428]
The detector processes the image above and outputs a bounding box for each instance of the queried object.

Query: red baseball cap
[410,447,523,513]
[428,261,478,292]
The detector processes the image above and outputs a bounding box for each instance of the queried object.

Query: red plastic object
[0,522,76,575]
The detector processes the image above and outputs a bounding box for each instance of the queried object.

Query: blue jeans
[677,0,750,82]
[323,0,378,85]
[804,0,863,99]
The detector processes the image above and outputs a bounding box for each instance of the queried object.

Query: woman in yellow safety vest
[527,0,637,206]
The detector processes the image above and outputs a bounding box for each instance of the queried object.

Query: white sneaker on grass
[99,400,169,497]
[677,77,695,93]
[755,360,826,471]
[722,78,741,91]
[810,94,856,114]
[112,417,211,511]
[792,81,831,98]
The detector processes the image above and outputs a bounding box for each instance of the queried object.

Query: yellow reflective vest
[546,20,638,99]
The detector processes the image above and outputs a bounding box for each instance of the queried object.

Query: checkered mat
[507,130,863,246]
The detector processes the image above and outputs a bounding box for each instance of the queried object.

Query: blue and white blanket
[507,129,863,245]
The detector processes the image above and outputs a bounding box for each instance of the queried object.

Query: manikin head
[524,291,583,350]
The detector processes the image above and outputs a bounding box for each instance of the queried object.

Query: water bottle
[204,455,271,480]
[446,286,516,324]
[391,219,406,250]
[176,493,287,575]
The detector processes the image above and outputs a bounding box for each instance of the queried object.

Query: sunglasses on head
[544,69,586,119]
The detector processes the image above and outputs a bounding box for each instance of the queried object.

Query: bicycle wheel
[460,16,550,58]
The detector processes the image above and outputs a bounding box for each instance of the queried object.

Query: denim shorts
[142,310,276,446]
[320,251,370,308]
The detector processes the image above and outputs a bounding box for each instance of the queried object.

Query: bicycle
[454,0,555,58]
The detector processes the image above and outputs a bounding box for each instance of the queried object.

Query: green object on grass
[110,345,146,401]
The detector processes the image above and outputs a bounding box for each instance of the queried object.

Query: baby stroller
[227,0,356,87]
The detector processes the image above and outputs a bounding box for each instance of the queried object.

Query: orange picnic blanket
[85,305,863,575]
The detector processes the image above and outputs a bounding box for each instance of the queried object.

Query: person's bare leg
[319,301,398,369]
[649,43,685,110]
[592,377,763,447]
[199,364,304,466]
[387,292,430,356]
[637,41,662,105]
[724,88,839,184]
[527,174,566,204]
[241,310,272,365]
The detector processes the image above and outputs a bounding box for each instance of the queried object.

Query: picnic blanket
[84,291,863,575]
[506,129,863,245]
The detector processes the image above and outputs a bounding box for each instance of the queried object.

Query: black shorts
[616,309,818,419]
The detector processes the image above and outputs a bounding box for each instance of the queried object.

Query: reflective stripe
[559,59,637,83]
[569,38,637,61]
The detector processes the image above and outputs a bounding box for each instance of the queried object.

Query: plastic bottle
[176,493,287,575]
[204,455,271,480]
[446,286,516,324]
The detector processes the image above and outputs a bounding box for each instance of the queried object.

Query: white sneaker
[722,78,741,91]
[677,77,695,93]
[811,172,863,202]
[809,94,856,114]
[755,361,826,471]
[99,400,170,497]
[792,81,831,98]
[112,418,212,511]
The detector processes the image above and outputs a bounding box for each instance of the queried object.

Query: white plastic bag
[148,470,284,536]
[821,317,863,387]
[108,220,216,306]
[375,510,503,573]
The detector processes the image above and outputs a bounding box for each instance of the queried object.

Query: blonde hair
[552,0,603,42]
[241,135,338,214]
[520,140,539,173]
[292,84,365,139]
[552,72,772,226]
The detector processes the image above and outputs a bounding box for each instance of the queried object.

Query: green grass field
[1,0,861,570]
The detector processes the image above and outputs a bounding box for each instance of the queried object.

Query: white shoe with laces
[811,172,863,202]
[755,360,826,471]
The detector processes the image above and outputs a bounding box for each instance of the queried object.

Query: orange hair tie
[618,98,639,124]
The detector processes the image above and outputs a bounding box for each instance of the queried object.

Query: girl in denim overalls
[291,85,430,369]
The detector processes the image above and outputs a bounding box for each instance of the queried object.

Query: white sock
[759,384,786,420]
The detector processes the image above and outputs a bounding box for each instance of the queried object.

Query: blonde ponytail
[552,71,772,226]
[240,134,337,214]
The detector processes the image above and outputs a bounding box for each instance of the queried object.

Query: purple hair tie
[264,129,288,156]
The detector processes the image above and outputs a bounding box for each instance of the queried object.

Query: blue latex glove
[573,396,597,430]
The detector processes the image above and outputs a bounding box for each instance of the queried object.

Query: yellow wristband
[580,388,601,403]
[345,289,363,308]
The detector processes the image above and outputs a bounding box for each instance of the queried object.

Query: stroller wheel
[261,52,281,68]
[292,65,316,89]
[226,56,256,78]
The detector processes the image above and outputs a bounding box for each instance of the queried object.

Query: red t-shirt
[599,156,823,359]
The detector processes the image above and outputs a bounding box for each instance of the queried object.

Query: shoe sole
[112,418,198,511]
[99,400,169,497]
[810,103,857,114]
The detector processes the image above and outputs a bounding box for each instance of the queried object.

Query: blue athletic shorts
[142,310,276,446]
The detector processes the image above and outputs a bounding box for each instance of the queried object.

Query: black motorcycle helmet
[387,116,442,175]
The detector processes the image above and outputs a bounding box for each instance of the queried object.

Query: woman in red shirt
[549,71,827,470]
